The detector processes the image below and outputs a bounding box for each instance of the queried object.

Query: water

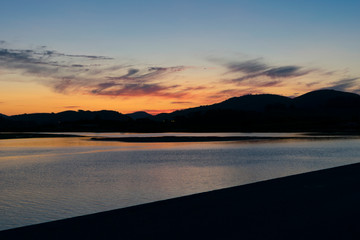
[1,132,360,230]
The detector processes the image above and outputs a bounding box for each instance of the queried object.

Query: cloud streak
[171,101,193,104]
[207,88,260,101]
[88,66,190,98]
[0,47,112,65]
[0,47,113,78]
[63,105,81,109]
[91,83,185,98]
[329,77,360,92]
[226,59,268,74]
[0,45,191,99]
[106,66,187,83]
[222,59,313,87]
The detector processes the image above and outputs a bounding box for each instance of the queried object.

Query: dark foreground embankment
[1,163,360,239]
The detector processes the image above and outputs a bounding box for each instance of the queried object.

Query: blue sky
[1,0,360,114]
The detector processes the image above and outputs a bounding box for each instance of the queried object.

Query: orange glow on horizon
[0,84,322,116]
[0,65,347,116]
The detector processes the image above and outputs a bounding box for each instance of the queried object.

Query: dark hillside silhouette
[125,111,155,120]
[158,94,291,121]
[1,110,132,132]
[209,94,292,112]
[293,89,360,109]
[1,89,360,132]
[154,89,360,132]
[56,110,130,122]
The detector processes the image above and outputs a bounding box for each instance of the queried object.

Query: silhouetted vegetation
[1,89,360,132]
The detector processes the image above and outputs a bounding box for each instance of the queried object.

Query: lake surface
[1,132,360,230]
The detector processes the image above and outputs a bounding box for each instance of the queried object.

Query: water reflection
[0,134,360,230]
[45,131,306,138]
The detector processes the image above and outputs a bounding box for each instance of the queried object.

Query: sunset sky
[1,0,360,115]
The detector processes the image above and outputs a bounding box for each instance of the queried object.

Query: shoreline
[0,132,81,140]
[1,162,360,239]
[91,136,294,142]
[91,135,357,143]
[1,131,359,142]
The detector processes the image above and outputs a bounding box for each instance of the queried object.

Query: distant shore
[1,162,360,239]
[91,135,357,143]
[1,132,359,142]
[0,133,80,139]
[91,136,292,142]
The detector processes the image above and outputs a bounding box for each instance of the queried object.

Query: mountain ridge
[1,89,360,132]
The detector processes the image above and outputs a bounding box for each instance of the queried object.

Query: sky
[1,0,360,115]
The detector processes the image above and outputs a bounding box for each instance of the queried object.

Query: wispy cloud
[106,66,187,83]
[226,59,312,86]
[171,101,193,104]
[88,66,190,98]
[182,86,207,91]
[306,81,321,87]
[219,59,313,87]
[329,77,360,92]
[0,47,112,79]
[53,79,75,93]
[63,106,81,109]
[0,45,191,99]
[226,59,268,74]
[263,66,306,78]
[91,83,185,98]
[212,88,261,98]
[0,47,112,66]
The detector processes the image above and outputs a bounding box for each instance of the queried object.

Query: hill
[1,110,132,132]
[1,89,360,132]
[126,111,155,120]
[155,89,360,131]
[161,94,292,120]
[0,113,8,119]
[293,89,360,109]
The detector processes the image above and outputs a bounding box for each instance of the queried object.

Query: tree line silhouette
[1,89,360,132]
